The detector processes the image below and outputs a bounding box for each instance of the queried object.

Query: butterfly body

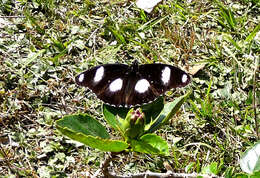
[75,60,191,107]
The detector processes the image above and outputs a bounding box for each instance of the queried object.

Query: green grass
[0,0,259,177]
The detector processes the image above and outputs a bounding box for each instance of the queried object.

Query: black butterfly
[75,60,191,107]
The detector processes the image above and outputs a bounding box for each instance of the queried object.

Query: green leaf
[56,114,110,139]
[245,24,260,43]
[147,91,191,133]
[216,2,237,31]
[251,171,260,178]
[49,48,68,66]
[51,37,66,52]
[109,28,126,44]
[240,141,260,174]
[141,96,164,124]
[24,10,45,34]
[224,167,234,178]
[57,125,128,152]
[103,104,130,132]
[131,134,169,155]
[185,162,196,173]
[201,162,219,175]
[224,35,242,52]
[233,173,248,178]
[19,49,46,73]
[56,114,128,152]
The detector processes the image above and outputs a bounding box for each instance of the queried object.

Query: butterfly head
[130,60,139,73]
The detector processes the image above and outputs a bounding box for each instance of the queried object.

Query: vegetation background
[0,0,259,177]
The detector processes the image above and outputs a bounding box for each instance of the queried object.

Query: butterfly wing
[123,64,191,106]
[139,63,191,90]
[75,62,191,107]
[75,64,130,106]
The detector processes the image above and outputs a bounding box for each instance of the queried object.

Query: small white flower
[136,0,162,13]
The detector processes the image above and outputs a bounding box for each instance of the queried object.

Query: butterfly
[75,60,191,107]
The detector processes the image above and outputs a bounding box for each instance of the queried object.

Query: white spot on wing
[161,67,171,84]
[94,66,104,82]
[78,74,84,83]
[182,74,188,83]
[135,79,150,93]
[109,78,123,92]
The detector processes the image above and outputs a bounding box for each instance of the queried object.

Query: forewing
[139,63,191,91]
[124,64,191,106]
[75,64,129,106]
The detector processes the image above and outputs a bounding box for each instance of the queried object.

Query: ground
[0,0,259,177]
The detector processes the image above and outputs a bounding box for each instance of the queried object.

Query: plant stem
[253,58,259,139]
